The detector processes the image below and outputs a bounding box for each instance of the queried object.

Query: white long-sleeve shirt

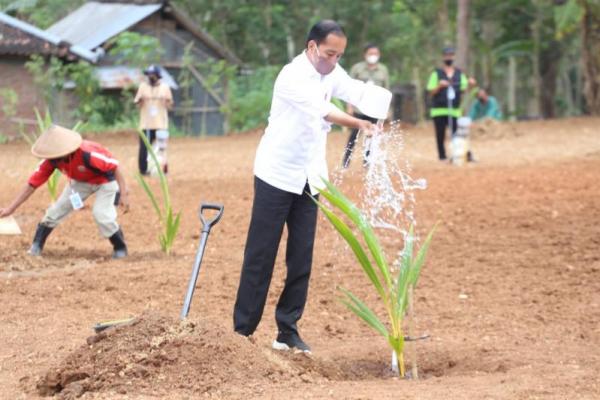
[254,51,368,195]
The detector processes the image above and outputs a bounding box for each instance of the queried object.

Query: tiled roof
[0,12,97,61]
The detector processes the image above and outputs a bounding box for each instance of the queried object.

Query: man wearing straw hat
[0,125,130,258]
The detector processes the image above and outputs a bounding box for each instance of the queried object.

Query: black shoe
[272,331,311,353]
[108,229,128,259]
[28,223,53,256]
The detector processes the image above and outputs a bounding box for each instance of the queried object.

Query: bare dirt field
[1,118,599,399]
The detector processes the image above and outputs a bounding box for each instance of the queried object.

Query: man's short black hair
[306,20,346,47]
[364,43,379,53]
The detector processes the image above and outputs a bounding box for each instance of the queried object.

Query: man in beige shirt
[134,65,173,175]
[343,43,390,168]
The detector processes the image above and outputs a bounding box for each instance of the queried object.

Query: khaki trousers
[41,180,120,238]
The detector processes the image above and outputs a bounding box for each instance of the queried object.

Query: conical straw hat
[31,125,82,159]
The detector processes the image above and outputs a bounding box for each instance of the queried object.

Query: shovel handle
[198,203,224,231]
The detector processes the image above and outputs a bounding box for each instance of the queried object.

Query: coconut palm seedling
[136,130,181,255]
[313,179,436,377]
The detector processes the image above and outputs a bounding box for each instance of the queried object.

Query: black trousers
[233,177,319,336]
[433,116,457,160]
[138,129,156,174]
[342,113,378,168]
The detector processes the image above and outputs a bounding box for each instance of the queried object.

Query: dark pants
[138,129,156,174]
[342,113,378,168]
[433,116,457,160]
[233,177,319,336]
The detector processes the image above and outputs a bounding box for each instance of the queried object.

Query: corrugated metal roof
[94,65,179,90]
[46,2,161,51]
[0,12,98,62]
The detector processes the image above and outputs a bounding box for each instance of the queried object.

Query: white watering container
[451,116,472,165]
[356,84,393,119]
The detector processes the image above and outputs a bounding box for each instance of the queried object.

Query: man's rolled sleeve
[427,72,438,91]
[27,160,55,188]
[319,101,337,118]
[331,67,366,107]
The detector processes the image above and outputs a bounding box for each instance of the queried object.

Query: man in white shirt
[233,20,376,353]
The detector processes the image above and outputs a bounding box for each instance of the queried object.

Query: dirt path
[0,118,599,399]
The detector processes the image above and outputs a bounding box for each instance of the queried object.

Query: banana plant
[313,179,436,377]
[135,130,181,255]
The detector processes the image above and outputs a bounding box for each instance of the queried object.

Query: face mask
[444,59,454,66]
[311,46,336,75]
[366,55,379,65]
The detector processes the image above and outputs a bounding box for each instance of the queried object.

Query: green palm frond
[136,130,181,255]
[314,179,436,377]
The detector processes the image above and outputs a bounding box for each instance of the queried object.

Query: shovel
[180,202,224,320]
[92,202,224,332]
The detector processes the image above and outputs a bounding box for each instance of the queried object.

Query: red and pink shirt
[28,140,119,188]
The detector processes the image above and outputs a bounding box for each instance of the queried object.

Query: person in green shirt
[342,43,390,168]
[427,46,476,161]
[469,88,502,121]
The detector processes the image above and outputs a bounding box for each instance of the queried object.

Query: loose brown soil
[1,117,599,399]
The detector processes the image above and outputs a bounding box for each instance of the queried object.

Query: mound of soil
[36,311,352,399]
[470,119,523,139]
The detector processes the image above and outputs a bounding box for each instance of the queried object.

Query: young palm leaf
[136,130,181,255]
[314,179,436,377]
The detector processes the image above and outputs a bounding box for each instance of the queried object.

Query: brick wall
[0,56,46,138]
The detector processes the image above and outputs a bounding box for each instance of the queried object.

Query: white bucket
[452,117,471,165]
[356,84,392,119]
[456,116,472,136]
[451,135,467,165]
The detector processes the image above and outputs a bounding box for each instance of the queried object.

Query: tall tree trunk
[539,5,562,119]
[284,25,295,61]
[439,0,451,44]
[412,67,425,123]
[508,56,517,121]
[540,46,560,118]
[580,0,600,115]
[531,1,542,117]
[481,20,496,89]
[456,0,470,70]
[576,58,583,113]
[562,68,575,116]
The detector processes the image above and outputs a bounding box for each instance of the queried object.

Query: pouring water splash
[358,120,427,238]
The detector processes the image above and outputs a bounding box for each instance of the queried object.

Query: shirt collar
[298,50,343,79]
[298,50,321,79]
